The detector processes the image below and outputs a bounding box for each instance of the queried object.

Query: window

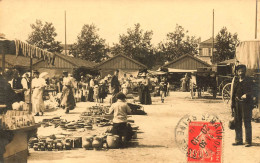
[202,48,209,56]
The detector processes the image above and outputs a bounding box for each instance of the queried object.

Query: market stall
[0,38,54,162]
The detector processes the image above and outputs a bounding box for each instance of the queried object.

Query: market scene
[0,0,260,163]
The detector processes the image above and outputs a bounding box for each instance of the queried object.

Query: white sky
[0,0,258,46]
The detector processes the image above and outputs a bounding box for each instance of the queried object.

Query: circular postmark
[175,113,224,163]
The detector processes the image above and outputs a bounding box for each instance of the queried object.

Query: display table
[0,124,40,163]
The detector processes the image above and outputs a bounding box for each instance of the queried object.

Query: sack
[228,118,235,130]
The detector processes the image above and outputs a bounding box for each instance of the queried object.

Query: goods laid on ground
[32,106,139,151]
[127,103,147,115]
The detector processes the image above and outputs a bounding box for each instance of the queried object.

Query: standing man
[111,70,120,103]
[10,69,25,101]
[231,65,254,147]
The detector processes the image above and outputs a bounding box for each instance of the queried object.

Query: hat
[116,92,126,100]
[63,70,68,74]
[33,70,39,74]
[235,64,246,71]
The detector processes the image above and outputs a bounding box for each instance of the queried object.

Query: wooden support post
[29,57,32,114]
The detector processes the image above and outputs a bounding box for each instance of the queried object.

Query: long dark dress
[60,77,76,110]
[12,77,24,101]
[140,79,152,105]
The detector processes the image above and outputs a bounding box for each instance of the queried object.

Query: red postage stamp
[187,121,223,163]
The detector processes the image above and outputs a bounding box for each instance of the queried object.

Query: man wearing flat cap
[231,64,254,147]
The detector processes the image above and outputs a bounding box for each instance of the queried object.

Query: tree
[70,24,109,63]
[158,24,200,62]
[27,20,62,53]
[111,23,155,68]
[213,27,239,64]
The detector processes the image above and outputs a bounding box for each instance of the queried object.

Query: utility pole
[255,0,258,39]
[212,9,215,63]
[65,11,67,55]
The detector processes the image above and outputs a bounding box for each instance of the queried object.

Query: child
[159,82,166,103]
[121,82,128,96]
[99,81,107,103]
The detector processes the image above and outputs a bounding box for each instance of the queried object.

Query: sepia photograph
[0,0,259,162]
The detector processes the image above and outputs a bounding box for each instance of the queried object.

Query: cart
[190,67,217,99]
[219,40,260,108]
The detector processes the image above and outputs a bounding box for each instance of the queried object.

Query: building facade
[95,54,147,78]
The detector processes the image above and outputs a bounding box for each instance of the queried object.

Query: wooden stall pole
[29,57,32,114]
[1,53,5,74]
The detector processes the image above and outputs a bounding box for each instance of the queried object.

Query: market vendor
[0,69,19,114]
[9,69,25,101]
[108,92,132,147]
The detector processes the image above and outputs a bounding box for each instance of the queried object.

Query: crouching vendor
[108,92,132,147]
[0,69,19,114]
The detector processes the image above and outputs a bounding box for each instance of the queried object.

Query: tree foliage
[213,27,239,64]
[70,24,109,63]
[111,23,155,68]
[27,20,62,53]
[158,24,200,62]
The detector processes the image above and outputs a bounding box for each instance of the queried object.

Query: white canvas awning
[236,40,260,69]
[148,70,167,75]
[168,68,196,73]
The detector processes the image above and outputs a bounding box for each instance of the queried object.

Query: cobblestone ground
[28,92,260,163]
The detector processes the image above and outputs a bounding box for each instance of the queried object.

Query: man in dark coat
[0,69,19,114]
[111,70,120,103]
[231,65,254,147]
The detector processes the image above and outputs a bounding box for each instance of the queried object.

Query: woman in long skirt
[140,74,152,105]
[32,70,46,116]
[87,77,94,102]
[60,71,76,113]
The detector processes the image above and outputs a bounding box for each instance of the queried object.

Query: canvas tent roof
[0,39,55,62]
[235,40,260,69]
[168,68,196,73]
[0,54,41,67]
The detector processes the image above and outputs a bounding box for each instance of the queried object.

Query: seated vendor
[0,69,19,114]
[108,92,132,147]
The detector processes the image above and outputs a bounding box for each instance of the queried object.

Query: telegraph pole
[255,0,258,39]
[65,11,67,55]
[212,9,215,63]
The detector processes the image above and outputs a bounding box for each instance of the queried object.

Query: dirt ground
[28,92,260,163]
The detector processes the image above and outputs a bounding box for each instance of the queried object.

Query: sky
[0,0,258,46]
